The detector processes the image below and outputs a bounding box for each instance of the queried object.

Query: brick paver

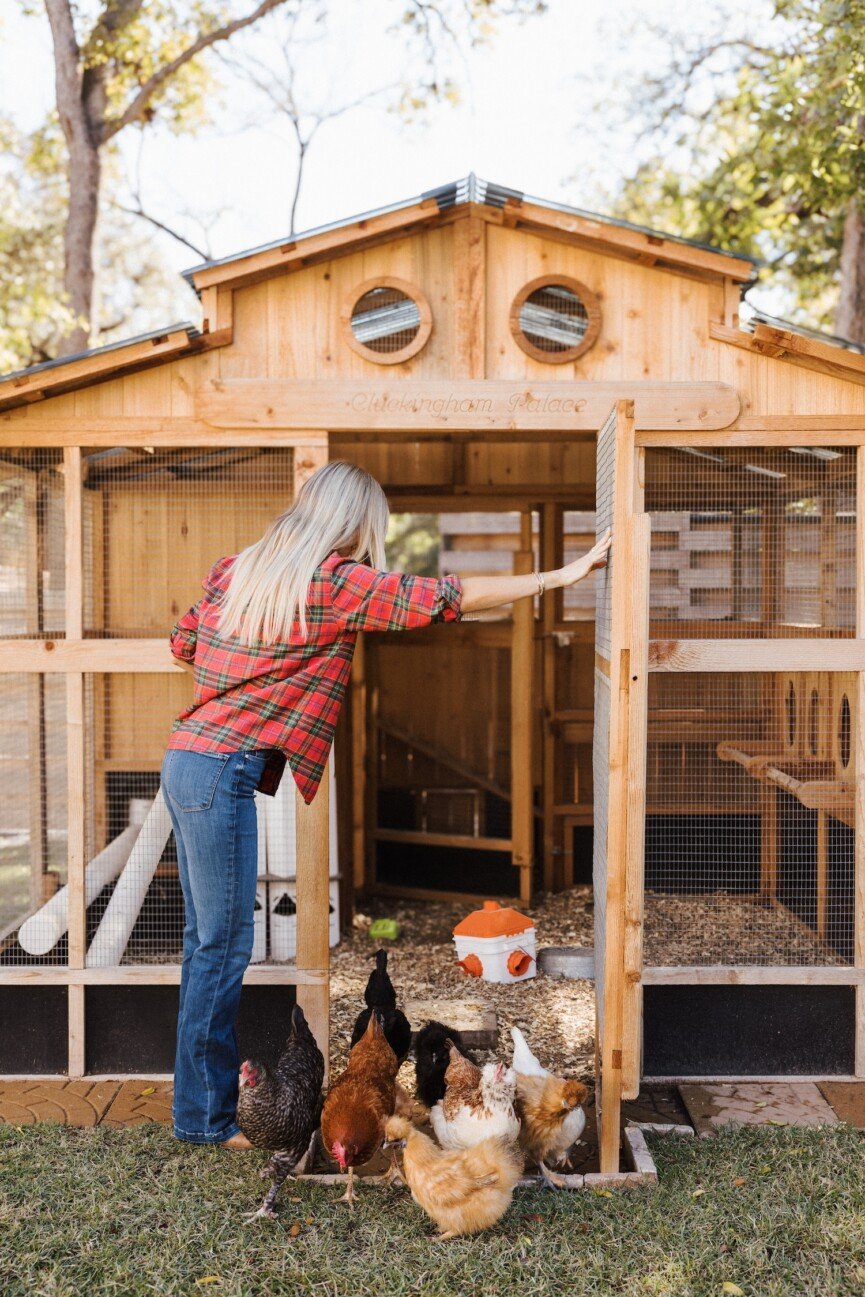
[0,1079,119,1126]
[679,1082,839,1136]
[101,1079,173,1127]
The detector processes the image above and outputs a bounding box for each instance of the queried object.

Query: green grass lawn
[0,1123,862,1297]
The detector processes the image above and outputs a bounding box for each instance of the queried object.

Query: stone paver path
[818,1082,865,1128]
[680,1081,839,1136]
[0,1080,119,1127]
[101,1079,173,1128]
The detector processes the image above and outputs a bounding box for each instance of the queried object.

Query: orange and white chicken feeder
[453,900,536,984]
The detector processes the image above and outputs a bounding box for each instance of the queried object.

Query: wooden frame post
[855,447,865,1076]
[295,769,331,1082]
[64,446,86,1077]
[511,511,535,904]
[540,503,564,892]
[23,467,49,907]
[351,633,368,894]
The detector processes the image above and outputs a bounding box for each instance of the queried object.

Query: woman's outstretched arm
[460,530,612,615]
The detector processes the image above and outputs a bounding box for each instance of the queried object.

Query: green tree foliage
[385,513,440,576]
[605,1,865,334]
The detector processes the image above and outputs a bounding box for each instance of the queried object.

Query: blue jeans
[161,747,268,1144]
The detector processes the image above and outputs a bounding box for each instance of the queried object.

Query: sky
[0,0,771,325]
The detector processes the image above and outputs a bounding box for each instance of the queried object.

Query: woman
[161,461,611,1149]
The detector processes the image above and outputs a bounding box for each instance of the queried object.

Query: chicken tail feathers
[362,947,397,1011]
[511,1026,548,1077]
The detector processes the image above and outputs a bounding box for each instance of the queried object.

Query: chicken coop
[1,175,864,1172]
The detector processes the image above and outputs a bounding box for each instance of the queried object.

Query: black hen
[350,948,411,1063]
[237,1003,325,1218]
[414,1019,477,1109]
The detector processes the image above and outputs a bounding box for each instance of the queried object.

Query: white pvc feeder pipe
[86,789,173,967]
[18,799,150,957]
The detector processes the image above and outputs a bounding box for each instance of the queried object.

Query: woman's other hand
[552,529,612,589]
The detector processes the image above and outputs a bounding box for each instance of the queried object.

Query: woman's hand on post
[550,529,612,590]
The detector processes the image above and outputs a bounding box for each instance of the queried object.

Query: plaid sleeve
[329,560,462,633]
[170,600,200,663]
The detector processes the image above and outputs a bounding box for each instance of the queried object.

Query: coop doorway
[345,502,597,910]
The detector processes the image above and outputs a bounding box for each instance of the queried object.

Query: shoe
[220,1132,254,1150]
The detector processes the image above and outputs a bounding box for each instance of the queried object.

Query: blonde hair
[218,460,389,645]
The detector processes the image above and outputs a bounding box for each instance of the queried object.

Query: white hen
[510,1027,549,1077]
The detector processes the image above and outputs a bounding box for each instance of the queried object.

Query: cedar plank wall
[6,217,865,862]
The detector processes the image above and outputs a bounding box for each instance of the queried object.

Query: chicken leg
[539,1159,584,1190]
[340,1165,356,1208]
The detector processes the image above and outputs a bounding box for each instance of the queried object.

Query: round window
[839,694,851,769]
[510,275,601,363]
[785,681,797,747]
[341,278,431,364]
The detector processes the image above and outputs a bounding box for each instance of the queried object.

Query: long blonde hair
[218,461,389,645]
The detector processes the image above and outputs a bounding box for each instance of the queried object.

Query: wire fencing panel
[642,446,856,970]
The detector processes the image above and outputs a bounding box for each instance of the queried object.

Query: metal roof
[0,322,200,388]
[181,172,761,282]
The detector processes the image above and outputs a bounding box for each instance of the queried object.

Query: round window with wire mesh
[341,278,432,365]
[510,275,601,363]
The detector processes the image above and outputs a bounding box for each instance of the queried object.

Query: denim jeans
[161,747,268,1143]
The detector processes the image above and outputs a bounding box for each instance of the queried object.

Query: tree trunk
[835,199,865,346]
[44,0,103,356]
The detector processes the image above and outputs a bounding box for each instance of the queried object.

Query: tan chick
[384,1115,523,1241]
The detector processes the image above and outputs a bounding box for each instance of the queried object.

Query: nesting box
[453,900,536,983]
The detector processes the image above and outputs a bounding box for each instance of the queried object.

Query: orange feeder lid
[453,900,534,939]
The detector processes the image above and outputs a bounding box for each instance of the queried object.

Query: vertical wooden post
[820,480,838,630]
[292,437,331,1076]
[351,633,367,894]
[854,447,865,1077]
[730,506,743,623]
[295,766,331,1083]
[511,511,535,904]
[816,810,828,942]
[24,469,49,907]
[759,494,782,908]
[64,446,86,1077]
[453,214,486,380]
[540,503,563,892]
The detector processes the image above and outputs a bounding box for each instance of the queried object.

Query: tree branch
[101,0,293,142]
[113,200,211,259]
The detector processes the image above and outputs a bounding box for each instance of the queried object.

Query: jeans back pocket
[163,750,232,812]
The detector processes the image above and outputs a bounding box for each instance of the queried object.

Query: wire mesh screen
[349,286,421,354]
[645,446,856,636]
[518,283,590,354]
[643,672,854,967]
[594,409,617,659]
[0,450,65,637]
[0,673,67,966]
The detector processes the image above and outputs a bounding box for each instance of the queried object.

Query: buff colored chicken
[429,1045,520,1150]
[385,1115,523,1240]
[511,1026,588,1188]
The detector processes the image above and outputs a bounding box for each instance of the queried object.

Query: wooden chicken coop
[1,176,864,1172]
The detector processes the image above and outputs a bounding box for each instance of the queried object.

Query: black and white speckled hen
[237,1003,325,1218]
[350,948,411,1063]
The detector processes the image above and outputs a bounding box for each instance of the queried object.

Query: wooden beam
[375,828,512,853]
[0,639,188,672]
[711,321,865,387]
[637,425,865,448]
[511,515,535,904]
[295,765,331,1081]
[0,419,331,447]
[643,966,865,985]
[293,441,329,491]
[0,964,329,986]
[196,380,740,433]
[540,503,563,890]
[648,640,865,672]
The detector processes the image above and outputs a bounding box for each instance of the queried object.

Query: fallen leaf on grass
[195,1278,221,1287]
[289,1223,302,1238]
[691,1188,706,1198]
[526,1214,544,1223]
[732,1177,747,1187]
[766,1119,787,1127]
[305,1217,314,1226]
[721,1284,745,1296]
[593,1189,613,1198]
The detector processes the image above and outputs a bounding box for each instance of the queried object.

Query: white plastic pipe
[85,790,173,967]
[18,799,150,957]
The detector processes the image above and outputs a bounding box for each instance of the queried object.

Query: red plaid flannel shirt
[166,552,462,803]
